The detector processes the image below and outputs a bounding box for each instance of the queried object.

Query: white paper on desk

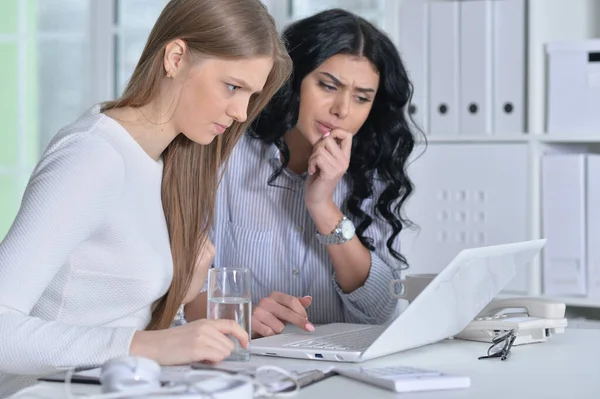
[48,365,199,384]
[196,362,335,374]
[65,363,334,393]
[191,362,336,392]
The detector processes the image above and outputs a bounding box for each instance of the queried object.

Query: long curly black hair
[248,8,420,269]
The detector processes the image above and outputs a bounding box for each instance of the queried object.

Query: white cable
[66,376,185,399]
[62,363,184,399]
[64,366,76,399]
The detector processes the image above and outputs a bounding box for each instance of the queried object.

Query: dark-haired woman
[187,8,417,338]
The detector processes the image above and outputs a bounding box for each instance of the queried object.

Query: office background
[1,0,600,324]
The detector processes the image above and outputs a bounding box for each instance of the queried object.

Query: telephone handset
[454,297,568,345]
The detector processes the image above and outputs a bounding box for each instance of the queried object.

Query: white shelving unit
[425,136,600,144]
[398,0,600,310]
[498,293,600,309]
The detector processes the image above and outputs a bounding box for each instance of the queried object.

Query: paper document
[46,365,193,383]
[39,363,334,393]
[191,362,336,392]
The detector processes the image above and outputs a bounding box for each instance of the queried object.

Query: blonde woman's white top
[0,106,173,396]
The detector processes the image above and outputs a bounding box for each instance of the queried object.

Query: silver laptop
[251,239,547,362]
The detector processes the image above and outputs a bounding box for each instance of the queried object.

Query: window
[261,0,396,38]
[0,0,164,237]
[0,0,91,237]
[113,0,169,95]
[38,0,91,152]
[290,0,388,27]
[0,0,22,237]
[87,0,168,101]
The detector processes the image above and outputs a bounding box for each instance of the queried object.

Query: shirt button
[295,225,303,233]
[293,268,300,276]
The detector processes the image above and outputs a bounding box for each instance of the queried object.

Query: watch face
[340,219,355,240]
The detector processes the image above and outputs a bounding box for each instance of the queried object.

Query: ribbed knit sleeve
[0,132,137,375]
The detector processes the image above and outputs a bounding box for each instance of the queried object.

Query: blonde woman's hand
[182,239,215,305]
[130,318,248,365]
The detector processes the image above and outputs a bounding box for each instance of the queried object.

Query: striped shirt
[211,134,402,325]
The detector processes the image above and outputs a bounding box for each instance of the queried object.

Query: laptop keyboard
[283,325,386,351]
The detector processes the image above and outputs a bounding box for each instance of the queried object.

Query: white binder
[492,0,526,134]
[587,155,600,298]
[546,39,600,134]
[428,0,460,135]
[399,0,428,133]
[541,154,587,297]
[459,0,493,135]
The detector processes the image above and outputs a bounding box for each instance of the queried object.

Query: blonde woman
[0,0,291,395]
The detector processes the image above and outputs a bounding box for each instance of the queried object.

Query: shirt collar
[263,141,281,162]
[262,142,308,182]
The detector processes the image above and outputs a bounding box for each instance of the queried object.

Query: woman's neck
[283,127,313,175]
[103,100,179,161]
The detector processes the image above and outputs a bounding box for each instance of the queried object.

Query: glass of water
[206,267,252,361]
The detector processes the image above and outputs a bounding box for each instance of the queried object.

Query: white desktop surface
[23,329,600,399]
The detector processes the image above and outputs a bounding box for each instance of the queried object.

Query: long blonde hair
[103,0,291,330]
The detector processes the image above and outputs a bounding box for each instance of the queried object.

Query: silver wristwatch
[316,216,356,245]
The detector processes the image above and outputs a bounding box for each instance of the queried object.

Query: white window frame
[89,0,171,102]
[89,0,116,105]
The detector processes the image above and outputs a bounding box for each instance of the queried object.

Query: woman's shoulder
[35,106,127,178]
[228,133,275,166]
[44,106,115,150]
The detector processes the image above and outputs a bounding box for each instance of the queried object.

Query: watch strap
[316,216,353,245]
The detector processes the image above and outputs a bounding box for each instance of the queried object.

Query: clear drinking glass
[206,267,252,361]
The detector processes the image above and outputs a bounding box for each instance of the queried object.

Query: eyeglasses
[478,329,516,361]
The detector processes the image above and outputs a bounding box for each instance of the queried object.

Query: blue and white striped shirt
[212,134,402,325]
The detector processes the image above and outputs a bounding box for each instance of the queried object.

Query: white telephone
[454,297,568,346]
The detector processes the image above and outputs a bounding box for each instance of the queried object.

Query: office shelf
[537,136,600,143]
[549,297,600,309]
[424,135,530,143]
[421,135,600,144]
[400,0,600,309]
[498,293,600,309]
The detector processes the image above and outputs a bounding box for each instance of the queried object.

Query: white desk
[299,328,600,399]
[20,329,600,399]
